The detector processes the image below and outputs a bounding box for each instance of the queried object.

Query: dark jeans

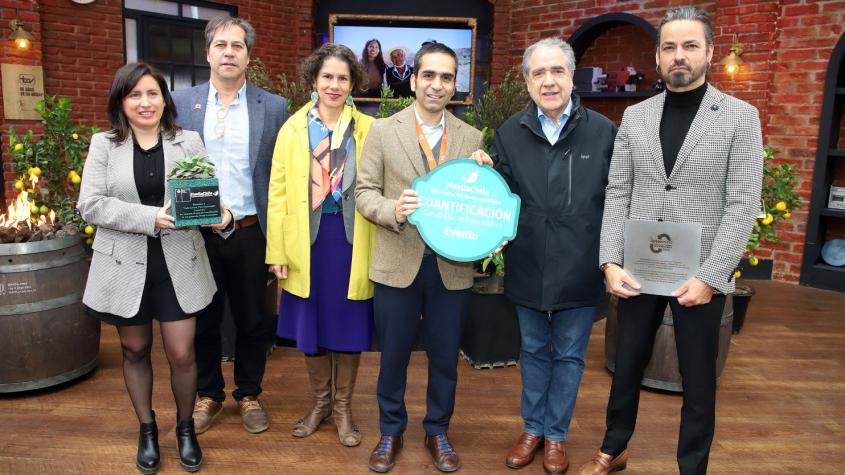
[195,225,271,402]
[374,255,469,436]
[601,293,726,475]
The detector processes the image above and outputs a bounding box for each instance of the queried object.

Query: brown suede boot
[332,352,362,447]
[291,353,333,438]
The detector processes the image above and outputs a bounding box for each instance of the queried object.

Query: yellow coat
[265,102,375,300]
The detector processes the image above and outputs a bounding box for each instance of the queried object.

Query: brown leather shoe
[192,397,223,435]
[505,432,544,468]
[237,396,269,433]
[425,433,460,472]
[576,449,628,475]
[368,435,403,473]
[543,440,569,474]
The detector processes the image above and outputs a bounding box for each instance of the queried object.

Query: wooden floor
[1,280,844,474]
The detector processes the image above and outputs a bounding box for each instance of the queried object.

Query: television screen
[329,15,477,104]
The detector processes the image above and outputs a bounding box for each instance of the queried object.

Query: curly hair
[301,43,368,93]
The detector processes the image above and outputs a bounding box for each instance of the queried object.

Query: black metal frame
[800,32,845,292]
[123,0,237,90]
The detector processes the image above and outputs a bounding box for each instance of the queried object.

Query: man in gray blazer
[579,7,763,475]
[172,16,288,435]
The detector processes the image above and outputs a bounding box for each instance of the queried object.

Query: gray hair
[657,6,714,46]
[522,38,576,76]
[205,16,256,54]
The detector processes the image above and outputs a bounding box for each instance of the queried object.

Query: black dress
[87,138,192,326]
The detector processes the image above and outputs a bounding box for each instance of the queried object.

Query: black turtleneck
[660,81,707,177]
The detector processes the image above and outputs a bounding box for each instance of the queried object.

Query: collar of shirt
[413,103,445,149]
[208,80,247,106]
[536,99,572,145]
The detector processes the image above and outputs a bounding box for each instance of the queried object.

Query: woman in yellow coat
[266,43,375,448]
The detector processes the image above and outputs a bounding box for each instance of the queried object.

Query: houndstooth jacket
[78,130,217,318]
[599,84,763,294]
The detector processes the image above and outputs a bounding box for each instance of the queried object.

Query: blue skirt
[277,213,374,354]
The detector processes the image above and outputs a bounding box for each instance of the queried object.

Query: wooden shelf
[578,91,658,98]
[813,262,845,273]
[821,208,845,218]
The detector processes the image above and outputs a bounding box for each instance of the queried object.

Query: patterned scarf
[309,102,354,211]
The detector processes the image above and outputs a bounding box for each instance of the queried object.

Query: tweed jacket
[77,130,216,318]
[171,81,288,233]
[266,102,376,300]
[356,105,483,290]
[599,84,763,294]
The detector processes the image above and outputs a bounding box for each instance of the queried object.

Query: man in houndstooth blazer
[579,7,763,475]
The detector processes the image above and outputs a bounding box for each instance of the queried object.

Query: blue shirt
[537,99,572,145]
[203,81,254,220]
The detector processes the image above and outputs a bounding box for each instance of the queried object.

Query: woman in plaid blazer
[78,63,219,474]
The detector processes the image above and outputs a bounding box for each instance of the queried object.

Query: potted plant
[732,146,803,333]
[8,96,98,243]
[459,69,529,368]
[167,154,222,227]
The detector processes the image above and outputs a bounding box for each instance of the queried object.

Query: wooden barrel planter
[0,235,99,393]
[603,294,733,392]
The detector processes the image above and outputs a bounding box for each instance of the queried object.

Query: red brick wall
[578,24,659,124]
[1,0,42,199]
[491,0,844,284]
[1,0,313,200]
[2,0,843,284]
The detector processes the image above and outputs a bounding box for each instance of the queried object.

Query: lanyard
[415,119,447,171]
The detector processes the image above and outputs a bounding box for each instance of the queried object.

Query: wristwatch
[600,262,619,271]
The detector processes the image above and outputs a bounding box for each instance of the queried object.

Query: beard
[661,60,708,88]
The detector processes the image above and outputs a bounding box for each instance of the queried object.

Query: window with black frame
[123,0,236,91]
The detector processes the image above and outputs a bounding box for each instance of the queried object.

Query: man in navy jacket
[491,37,617,475]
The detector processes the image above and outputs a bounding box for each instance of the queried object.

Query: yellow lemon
[86,238,94,246]
[39,205,49,215]
[71,174,81,185]
[775,201,787,211]
[783,212,792,219]
[761,213,774,225]
[749,255,759,266]
[734,270,742,279]
[84,225,95,235]
[14,180,24,191]
[72,133,79,140]
[30,166,41,177]
[13,143,23,152]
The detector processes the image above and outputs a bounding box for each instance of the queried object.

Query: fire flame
[0,174,54,230]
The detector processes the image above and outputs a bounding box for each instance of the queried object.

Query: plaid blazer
[599,84,763,294]
[78,130,217,318]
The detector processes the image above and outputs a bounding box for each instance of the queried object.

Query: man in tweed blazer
[578,7,763,475]
[356,42,487,473]
[172,16,288,436]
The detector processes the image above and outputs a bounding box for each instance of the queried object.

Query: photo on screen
[329,14,477,104]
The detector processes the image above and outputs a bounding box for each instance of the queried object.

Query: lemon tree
[8,96,98,228]
[744,146,803,266]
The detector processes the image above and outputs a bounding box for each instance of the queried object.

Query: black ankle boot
[136,412,160,474]
[176,417,203,472]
